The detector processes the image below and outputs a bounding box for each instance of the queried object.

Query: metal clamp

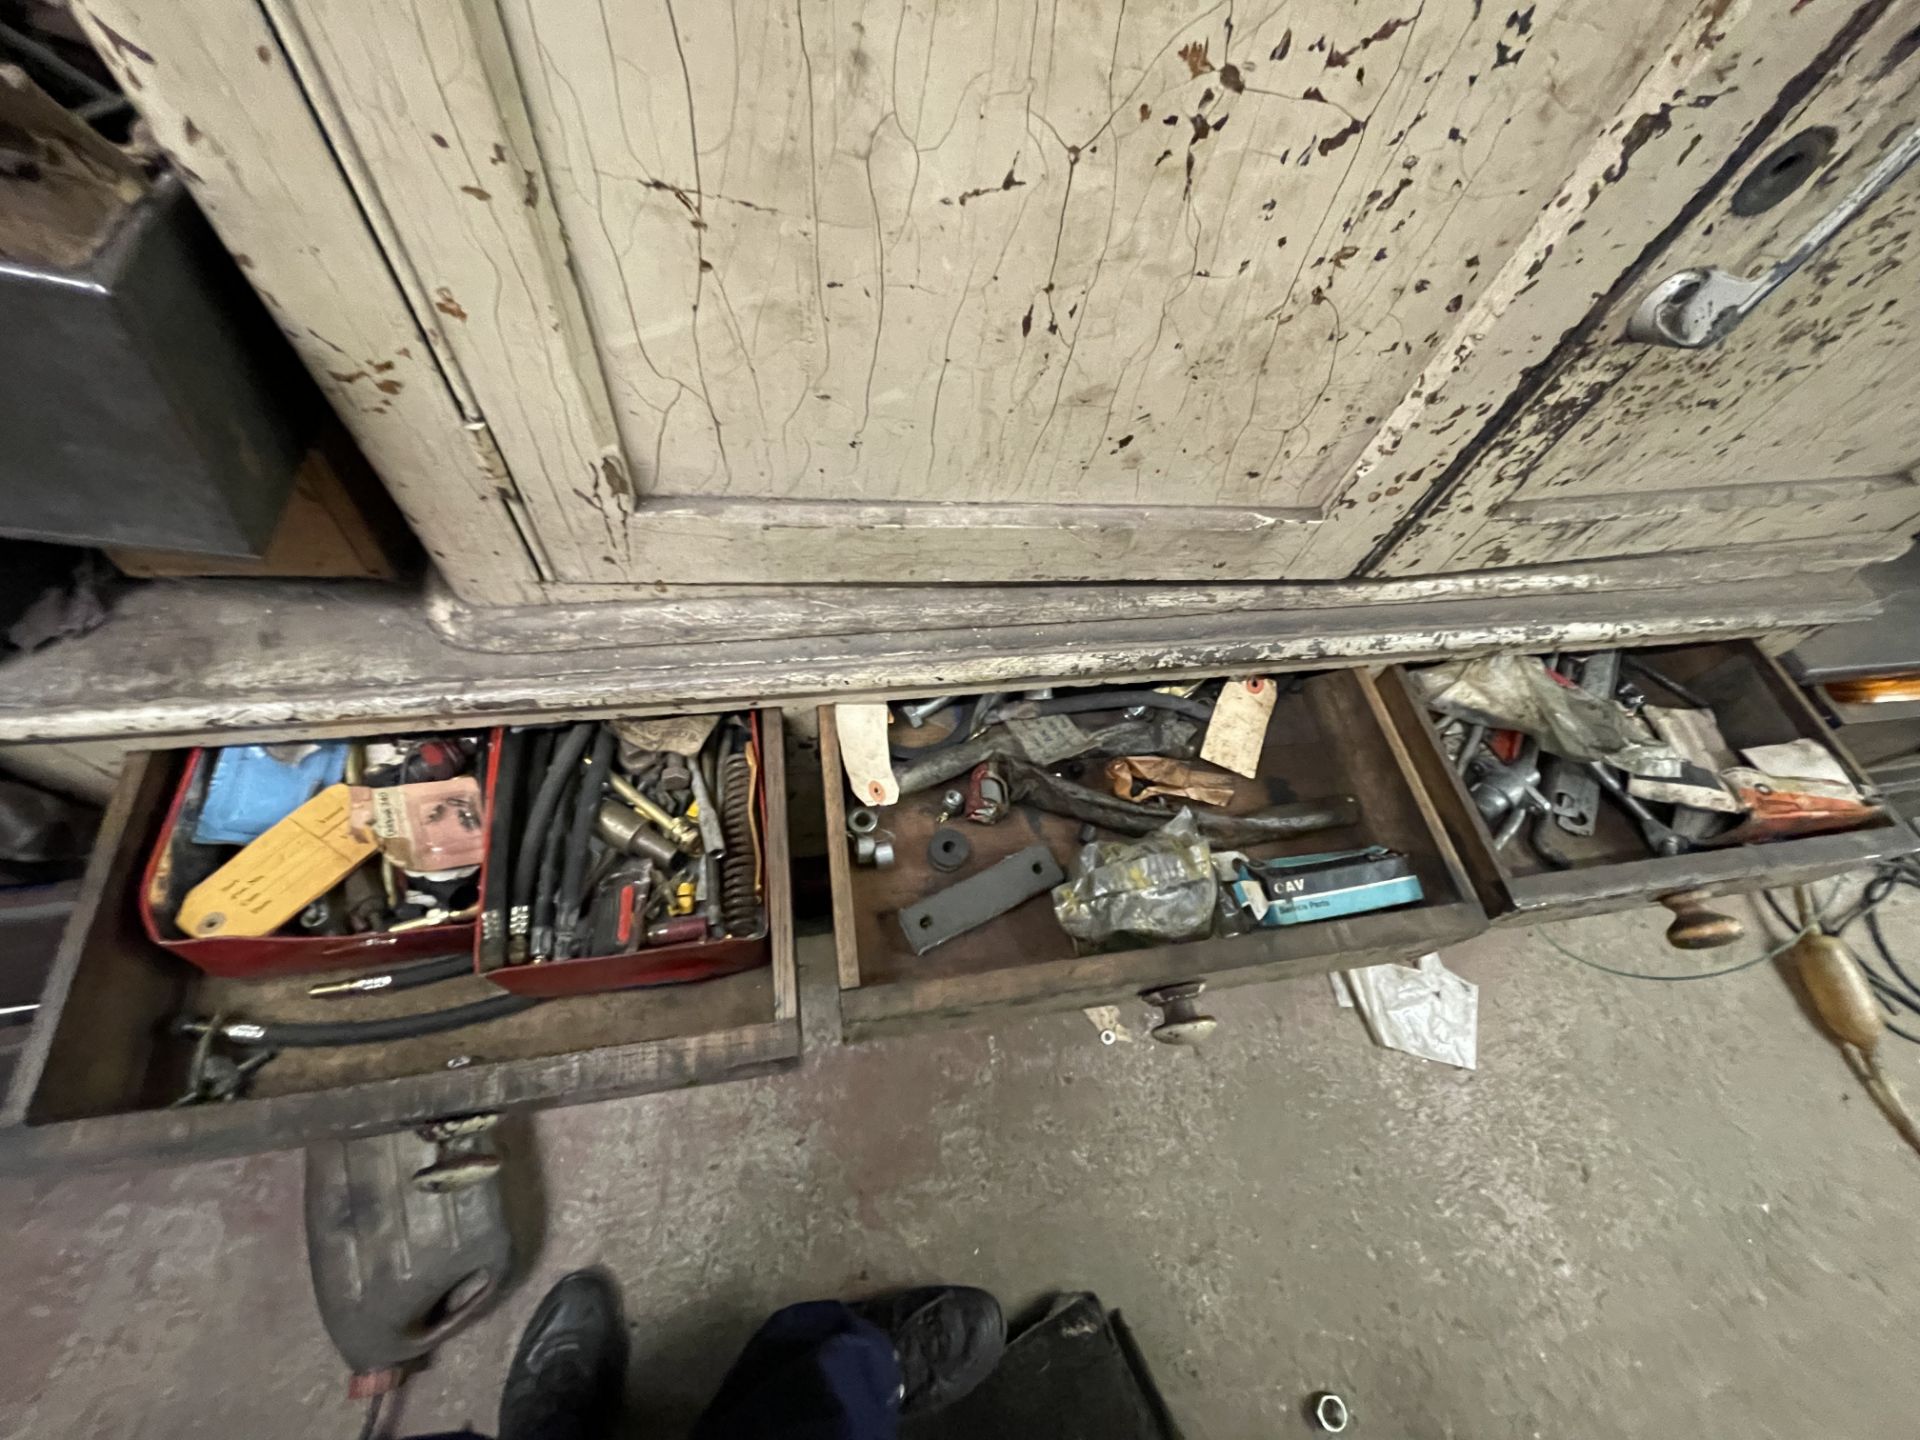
[170,1017,276,1107]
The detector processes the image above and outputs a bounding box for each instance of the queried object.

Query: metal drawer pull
[1627,123,1920,348]
[1141,981,1218,1045]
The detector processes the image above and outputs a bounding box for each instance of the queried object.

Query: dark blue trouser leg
[690,1300,902,1440]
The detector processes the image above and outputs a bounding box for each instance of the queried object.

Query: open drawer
[1377,642,1920,931]
[822,670,1488,1041]
[0,714,796,1172]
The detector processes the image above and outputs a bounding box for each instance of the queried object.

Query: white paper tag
[1200,677,1277,779]
[1645,706,1738,771]
[835,703,899,806]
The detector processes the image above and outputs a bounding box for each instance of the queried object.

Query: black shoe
[854,1285,1005,1416]
[498,1270,628,1440]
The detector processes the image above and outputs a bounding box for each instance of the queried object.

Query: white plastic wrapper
[1052,808,1216,944]
[1332,952,1478,1069]
[1413,653,1682,778]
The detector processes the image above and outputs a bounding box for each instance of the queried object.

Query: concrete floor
[6,896,1920,1439]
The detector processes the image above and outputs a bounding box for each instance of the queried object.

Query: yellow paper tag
[177,784,377,937]
[1200,678,1277,779]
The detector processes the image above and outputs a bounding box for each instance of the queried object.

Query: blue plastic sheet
[192,743,351,846]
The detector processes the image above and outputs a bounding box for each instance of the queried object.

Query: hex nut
[1312,1393,1350,1433]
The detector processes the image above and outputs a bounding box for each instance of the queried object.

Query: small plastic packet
[1051,808,1216,944]
[348,776,486,872]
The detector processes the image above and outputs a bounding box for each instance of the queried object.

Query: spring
[719,750,761,936]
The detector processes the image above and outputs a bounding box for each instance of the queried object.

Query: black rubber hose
[313,950,474,997]
[993,690,1216,723]
[556,727,617,956]
[511,723,593,919]
[1000,759,1358,842]
[888,692,1002,763]
[481,730,524,968]
[1867,903,1920,1000]
[195,991,543,1048]
[529,770,576,958]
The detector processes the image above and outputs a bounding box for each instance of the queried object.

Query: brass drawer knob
[1658,889,1745,950]
[1141,981,1218,1045]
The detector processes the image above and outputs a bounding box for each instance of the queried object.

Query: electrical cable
[1758,862,1920,1044]
[1861,966,1920,1021]
[746,718,764,901]
[355,1391,384,1440]
[1540,924,1808,982]
[1867,902,1920,998]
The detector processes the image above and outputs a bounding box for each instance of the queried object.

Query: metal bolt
[897,697,956,728]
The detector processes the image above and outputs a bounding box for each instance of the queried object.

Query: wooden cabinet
[66,0,1920,608]
[7,1,1918,1176]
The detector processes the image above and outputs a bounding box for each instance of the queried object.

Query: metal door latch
[1628,123,1920,348]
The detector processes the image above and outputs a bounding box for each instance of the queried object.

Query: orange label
[177,784,376,937]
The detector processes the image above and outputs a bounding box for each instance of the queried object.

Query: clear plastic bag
[1051,808,1216,944]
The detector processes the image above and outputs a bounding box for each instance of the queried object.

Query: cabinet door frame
[78,0,1906,599]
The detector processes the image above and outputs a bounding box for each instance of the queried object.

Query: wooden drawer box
[0,714,796,1171]
[822,670,1488,1041]
[1376,643,1920,929]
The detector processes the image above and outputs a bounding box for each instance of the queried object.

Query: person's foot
[498,1270,628,1440]
[854,1285,1005,1415]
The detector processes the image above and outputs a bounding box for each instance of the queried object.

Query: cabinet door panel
[286,0,1737,584]
[1379,0,1920,577]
